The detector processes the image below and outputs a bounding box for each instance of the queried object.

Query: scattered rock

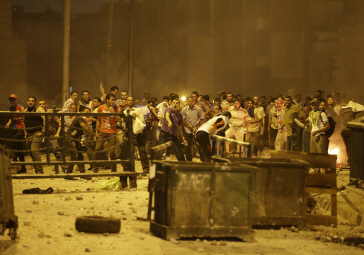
[45,235,52,238]
[23,221,31,226]
[33,200,39,205]
[47,241,51,244]
[220,242,227,246]
[76,197,83,200]
[58,211,65,216]
[211,241,217,246]
[103,233,109,236]
[38,231,44,238]
[85,248,91,252]
[128,202,133,205]
[64,232,73,237]
[115,201,119,203]
[170,238,180,244]
[65,197,72,201]
[26,208,32,213]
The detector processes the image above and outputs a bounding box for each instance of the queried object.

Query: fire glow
[329,148,339,155]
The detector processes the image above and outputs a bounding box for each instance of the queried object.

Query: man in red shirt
[6,94,26,173]
[94,94,121,172]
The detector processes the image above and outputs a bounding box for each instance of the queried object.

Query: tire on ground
[75,216,121,233]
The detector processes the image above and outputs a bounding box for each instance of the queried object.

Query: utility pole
[62,0,71,103]
[104,0,115,88]
[128,0,135,97]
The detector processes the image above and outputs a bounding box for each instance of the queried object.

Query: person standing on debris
[245,99,263,157]
[5,94,26,173]
[65,108,98,173]
[93,94,121,173]
[196,111,231,162]
[122,97,150,175]
[181,97,205,161]
[23,96,46,174]
[224,99,250,155]
[155,98,187,161]
[283,96,300,151]
[38,100,68,173]
[308,98,330,154]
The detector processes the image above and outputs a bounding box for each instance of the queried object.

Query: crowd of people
[3,86,364,175]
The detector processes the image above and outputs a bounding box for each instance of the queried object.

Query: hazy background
[1,0,364,108]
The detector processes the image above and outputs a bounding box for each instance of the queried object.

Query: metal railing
[212,135,252,158]
[0,111,135,178]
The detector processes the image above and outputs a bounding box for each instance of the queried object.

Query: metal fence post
[45,115,50,164]
[61,115,67,165]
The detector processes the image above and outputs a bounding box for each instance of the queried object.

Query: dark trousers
[184,131,204,161]
[65,138,85,173]
[12,130,25,165]
[287,135,292,151]
[341,130,351,162]
[269,128,278,150]
[155,131,185,161]
[196,131,212,162]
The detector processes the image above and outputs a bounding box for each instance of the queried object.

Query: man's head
[233,99,241,110]
[134,99,141,106]
[9,94,18,107]
[327,96,335,106]
[144,91,150,99]
[69,103,77,112]
[38,100,47,110]
[119,99,127,109]
[191,91,199,102]
[260,96,266,105]
[120,91,128,100]
[27,96,36,108]
[147,99,154,107]
[320,100,327,111]
[335,92,341,102]
[311,98,319,111]
[247,100,254,109]
[198,95,203,102]
[236,94,242,101]
[214,105,222,114]
[253,96,259,106]
[213,98,221,106]
[266,96,272,104]
[203,95,209,103]
[305,96,312,104]
[70,92,78,102]
[315,90,322,99]
[171,98,180,111]
[223,111,232,118]
[110,86,119,96]
[82,90,90,101]
[284,96,292,108]
[226,93,233,103]
[162,96,169,103]
[92,98,101,109]
[295,94,301,103]
[127,97,134,108]
[186,97,194,108]
[105,94,116,106]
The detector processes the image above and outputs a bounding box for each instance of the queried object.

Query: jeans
[12,130,25,164]
[94,132,117,172]
[65,138,85,173]
[184,131,203,161]
[48,135,67,169]
[195,131,212,162]
[26,132,43,173]
[155,131,185,161]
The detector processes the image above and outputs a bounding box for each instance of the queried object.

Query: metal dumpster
[348,116,364,181]
[0,145,18,240]
[213,157,309,228]
[150,161,257,242]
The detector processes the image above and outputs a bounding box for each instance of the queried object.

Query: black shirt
[66,117,86,139]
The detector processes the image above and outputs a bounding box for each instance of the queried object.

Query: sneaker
[35,169,44,174]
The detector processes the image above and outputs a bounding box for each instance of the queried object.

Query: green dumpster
[213,157,309,228]
[150,161,257,242]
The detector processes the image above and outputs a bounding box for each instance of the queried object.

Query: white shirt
[308,111,329,136]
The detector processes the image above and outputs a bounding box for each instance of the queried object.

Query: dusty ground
[1,157,364,255]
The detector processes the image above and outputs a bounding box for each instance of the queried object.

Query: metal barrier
[0,111,137,180]
[212,135,252,158]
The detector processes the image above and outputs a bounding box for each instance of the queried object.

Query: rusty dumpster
[0,145,18,240]
[150,161,257,242]
[213,157,309,228]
